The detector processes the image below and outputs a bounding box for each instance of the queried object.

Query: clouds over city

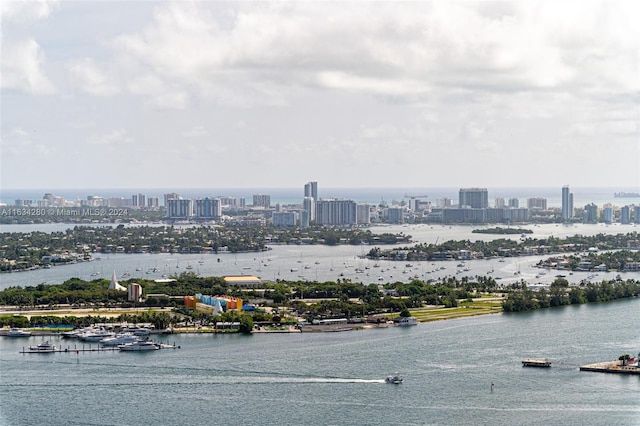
[1,1,638,189]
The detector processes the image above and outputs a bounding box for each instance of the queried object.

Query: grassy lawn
[409,299,503,323]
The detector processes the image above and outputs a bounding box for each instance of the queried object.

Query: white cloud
[1,38,57,94]
[67,58,119,96]
[87,129,134,146]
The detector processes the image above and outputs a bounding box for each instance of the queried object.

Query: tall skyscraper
[304,181,318,200]
[459,188,488,209]
[561,185,573,221]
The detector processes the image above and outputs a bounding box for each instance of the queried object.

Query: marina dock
[579,360,640,375]
[20,342,179,354]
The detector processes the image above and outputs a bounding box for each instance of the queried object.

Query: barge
[522,358,552,368]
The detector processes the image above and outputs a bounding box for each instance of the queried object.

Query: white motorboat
[78,328,115,342]
[121,326,151,336]
[385,373,403,384]
[100,333,139,346]
[28,341,57,352]
[118,340,159,351]
[6,328,32,337]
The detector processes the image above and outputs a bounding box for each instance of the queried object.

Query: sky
[1,0,639,190]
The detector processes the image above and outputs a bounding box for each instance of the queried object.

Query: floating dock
[20,342,179,354]
[580,360,640,375]
[522,358,552,368]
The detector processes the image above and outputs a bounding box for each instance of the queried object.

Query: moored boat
[27,341,57,352]
[118,339,159,351]
[100,333,139,346]
[6,328,32,337]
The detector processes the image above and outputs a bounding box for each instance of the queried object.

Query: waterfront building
[164,193,180,207]
[602,205,613,224]
[357,204,371,225]
[252,194,271,208]
[583,203,598,223]
[386,207,404,224]
[562,185,573,221]
[132,193,146,208]
[300,210,310,228]
[495,198,505,208]
[167,199,193,219]
[442,208,486,223]
[304,181,318,201]
[147,197,159,209]
[459,188,488,209]
[195,197,221,219]
[634,206,640,224]
[273,211,297,227]
[508,198,519,208]
[316,199,357,225]
[303,196,316,222]
[436,198,452,208]
[527,197,548,210]
[620,205,630,224]
[219,197,246,209]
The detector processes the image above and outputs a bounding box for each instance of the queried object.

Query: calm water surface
[1,299,639,425]
[1,223,639,290]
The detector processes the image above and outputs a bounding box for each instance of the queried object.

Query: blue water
[1,299,639,425]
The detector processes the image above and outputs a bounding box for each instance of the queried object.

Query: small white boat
[6,328,31,337]
[118,340,159,351]
[28,341,57,352]
[121,326,152,336]
[385,373,403,384]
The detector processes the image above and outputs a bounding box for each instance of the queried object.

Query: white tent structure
[108,270,126,291]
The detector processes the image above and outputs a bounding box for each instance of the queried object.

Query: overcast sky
[1,0,638,190]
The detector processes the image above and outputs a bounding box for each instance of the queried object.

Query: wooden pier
[579,360,640,375]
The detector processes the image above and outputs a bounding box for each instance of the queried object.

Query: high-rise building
[508,198,519,208]
[583,203,598,223]
[316,199,357,225]
[304,181,318,201]
[527,198,547,210]
[494,198,505,208]
[603,205,613,224]
[273,211,297,227]
[356,204,371,225]
[132,193,146,208]
[147,197,159,208]
[303,196,316,222]
[164,193,180,207]
[195,197,221,218]
[634,206,640,224]
[252,194,271,208]
[620,206,630,224]
[459,188,488,209]
[561,186,573,221]
[386,207,404,224]
[166,199,193,219]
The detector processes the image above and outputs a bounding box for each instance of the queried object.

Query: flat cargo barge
[522,358,552,368]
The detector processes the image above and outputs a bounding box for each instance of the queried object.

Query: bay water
[1,298,639,425]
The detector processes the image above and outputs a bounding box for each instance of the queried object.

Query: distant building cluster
[7,184,640,226]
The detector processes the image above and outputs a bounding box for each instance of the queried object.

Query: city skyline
[2,1,639,189]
